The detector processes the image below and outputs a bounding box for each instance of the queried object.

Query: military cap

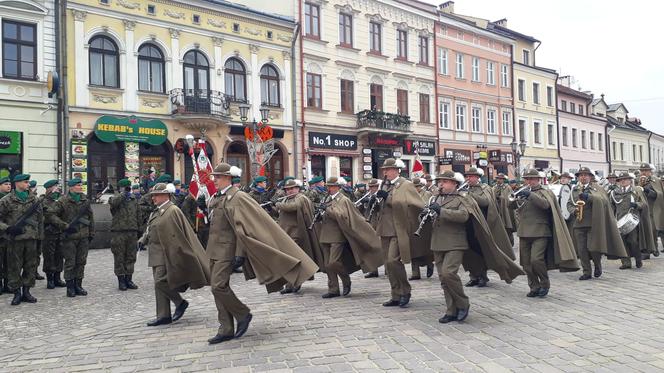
[231,177,241,184]
[253,176,267,183]
[464,167,482,176]
[181,183,189,189]
[156,174,173,183]
[12,173,30,182]
[575,167,593,177]
[283,179,301,189]
[423,174,433,181]
[325,176,342,186]
[0,176,11,185]
[309,176,324,184]
[509,179,518,184]
[118,178,131,188]
[495,173,507,180]
[342,176,352,182]
[283,176,295,182]
[367,178,380,187]
[607,172,618,179]
[412,177,424,186]
[380,158,406,169]
[173,179,181,186]
[68,178,82,187]
[639,163,654,171]
[616,172,634,181]
[211,163,232,176]
[131,184,140,190]
[44,179,59,189]
[149,182,175,195]
[522,169,541,179]
[560,172,574,179]
[435,170,459,182]
[29,180,37,188]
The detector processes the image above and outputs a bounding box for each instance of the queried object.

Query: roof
[394,0,438,15]
[489,23,540,43]
[607,116,647,132]
[204,0,295,23]
[556,84,592,101]
[607,103,628,113]
[513,61,557,75]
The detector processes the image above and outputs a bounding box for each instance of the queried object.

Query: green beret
[147,180,156,188]
[173,179,181,186]
[342,176,352,182]
[309,176,324,184]
[44,179,59,189]
[13,174,30,182]
[355,183,366,188]
[181,183,189,189]
[29,180,37,188]
[68,178,82,187]
[254,176,267,183]
[118,179,131,188]
[131,184,140,190]
[232,177,241,184]
[156,174,173,183]
[0,176,10,184]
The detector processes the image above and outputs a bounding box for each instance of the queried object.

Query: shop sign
[479,151,488,159]
[393,151,402,158]
[309,132,357,150]
[403,140,436,156]
[443,149,471,165]
[370,135,402,147]
[0,131,21,154]
[501,153,514,164]
[473,152,480,160]
[478,159,488,167]
[534,160,550,169]
[438,157,453,166]
[489,150,501,162]
[94,115,168,146]
[362,148,372,155]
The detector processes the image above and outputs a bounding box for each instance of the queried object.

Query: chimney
[601,93,605,100]
[493,18,507,27]
[439,1,454,14]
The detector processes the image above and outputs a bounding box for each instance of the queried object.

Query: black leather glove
[88,236,94,243]
[518,189,531,198]
[64,226,78,235]
[630,202,638,209]
[137,241,145,251]
[231,256,245,270]
[376,190,389,199]
[6,225,25,236]
[196,196,207,210]
[579,192,589,201]
[429,202,441,215]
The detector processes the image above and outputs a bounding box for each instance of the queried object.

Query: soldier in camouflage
[0,176,11,294]
[249,176,278,219]
[41,179,66,289]
[109,179,140,291]
[173,179,187,208]
[305,176,326,204]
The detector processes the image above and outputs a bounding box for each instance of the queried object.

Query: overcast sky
[422,0,664,133]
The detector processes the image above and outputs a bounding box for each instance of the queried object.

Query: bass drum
[617,212,640,235]
[549,184,572,219]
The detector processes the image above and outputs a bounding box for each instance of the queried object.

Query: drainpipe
[298,0,306,180]
[290,23,300,178]
[648,131,653,164]
[432,20,440,173]
[60,0,70,185]
[54,0,63,184]
[606,121,615,172]
[509,43,517,178]
[554,75,562,172]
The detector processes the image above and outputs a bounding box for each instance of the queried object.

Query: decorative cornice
[122,20,136,31]
[277,34,292,43]
[249,44,259,53]
[244,27,262,37]
[334,3,360,15]
[393,22,410,31]
[168,28,180,39]
[164,8,185,19]
[366,13,387,24]
[116,0,139,10]
[142,99,164,108]
[73,10,87,22]
[93,94,118,104]
[334,60,361,69]
[211,37,223,46]
[365,67,391,75]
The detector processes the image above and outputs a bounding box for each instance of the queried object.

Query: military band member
[109,179,141,291]
[511,170,579,297]
[423,174,435,194]
[138,183,209,327]
[493,173,517,246]
[206,163,317,344]
[568,167,627,280]
[363,178,382,278]
[0,174,43,305]
[605,172,618,192]
[0,176,12,294]
[340,176,355,201]
[410,178,434,280]
[354,183,367,201]
[305,176,326,204]
[232,177,242,189]
[41,179,66,290]
[640,163,663,256]
[611,172,656,269]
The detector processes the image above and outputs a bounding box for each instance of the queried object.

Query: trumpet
[414,196,437,237]
[456,180,469,192]
[259,195,289,208]
[508,186,531,202]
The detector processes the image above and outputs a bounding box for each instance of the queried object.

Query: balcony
[169,89,245,131]
[356,109,412,134]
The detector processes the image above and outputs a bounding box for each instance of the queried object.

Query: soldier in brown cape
[464,167,514,287]
[510,170,579,298]
[274,179,324,294]
[138,183,210,327]
[410,178,434,280]
[639,163,663,256]
[206,163,318,344]
[375,158,427,308]
[362,178,383,278]
[427,171,524,323]
[423,174,435,194]
[493,173,517,245]
[567,167,628,280]
[610,172,656,269]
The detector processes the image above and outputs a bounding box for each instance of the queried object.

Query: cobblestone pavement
[3,248,664,372]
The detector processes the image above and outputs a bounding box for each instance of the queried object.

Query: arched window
[183,50,209,94]
[224,58,246,102]
[89,35,119,87]
[260,65,280,107]
[138,43,165,92]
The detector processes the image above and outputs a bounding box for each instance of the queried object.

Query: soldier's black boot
[46,273,55,289]
[125,275,138,290]
[11,289,21,305]
[54,272,66,287]
[75,279,88,296]
[66,280,76,297]
[35,272,45,280]
[118,275,127,291]
[2,280,10,294]
[22,286,37,303]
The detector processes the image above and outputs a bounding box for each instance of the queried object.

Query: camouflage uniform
[305,188,326,205]
[138,193,155,235]
[109,191,140,289]
[249,188,278,219]
[0,190,8,292]
[41,191,65,288]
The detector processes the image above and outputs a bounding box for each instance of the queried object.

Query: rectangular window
[486,61,495,85]
[304,3,320,38]
[598,133,603,151]
[612,142,616,160]
[534,122,541,144]
[562,126,568,147]
[500,64,509,87]
[472,57,480,81]
[620,143,624,160]
[502,111,511,135]
[487,110,496,134]
[397,89,408,115]
[306,73,322,109]
[572,128,578,148]
[547,86,553,107]
[370,83,383,111]
[633,144,637,161]
[578,105,584,115]
[438,48,448,75]
[518,79,525,101]
[570,102,576,114]
[340,79,354,114]
[561,100,567,111]
[581,130,587,149]
[339,13,353,47]
[519,119,526,143]
[548,123,554,145]
[590,131,595,150]
[523,49,530,65]
[439,101,450,129]
[456,104,466,131]
[369,22,381,53]
[419,94,430,123]
[471,107,481,132]
[455,53,464,78]
[2,20,37,80]
[418,36,428,65]
[397,30,408,59]
[641,145,644,161]
[532,82,540,104]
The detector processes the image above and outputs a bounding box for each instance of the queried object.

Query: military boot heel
[125,275,138,290]
[66,280,76,297]
[46,273,55,289]
[21,286,37,303]
[75,279,88,296]
[11,290,22,305]
[54,272,66,287]
[118,275,127,291]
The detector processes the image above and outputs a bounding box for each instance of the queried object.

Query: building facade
[649,131,664,176]
[295,0,438,182]
[557,83,608,176]
[65,0,296,194]
[0,0,58,187]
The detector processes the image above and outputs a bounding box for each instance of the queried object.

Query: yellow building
[65,0,296,193]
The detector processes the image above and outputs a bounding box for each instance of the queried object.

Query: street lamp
[238,103,250,123]
[259,107,270,124]
[238,103,272,178]
[511,139,527,180]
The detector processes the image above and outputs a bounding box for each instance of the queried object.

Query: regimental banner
[94,115,168,145]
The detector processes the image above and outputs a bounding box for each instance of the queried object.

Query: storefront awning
[308,149,361,157]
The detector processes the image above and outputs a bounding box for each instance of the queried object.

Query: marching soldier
[250,176,278,219]
[510,170,578,298]
[109,179,140,291]
[29,179,45,282]
[206,163,317,344]
[410,178,434,280]
[605,172,618,192]
[423,174,435,194]
[41,179,66,289]
[354,182,367,201]
[0,174,43,305]
[232,177,242,189]
[568,167,627,280]
[362,178,382,278]
[611,172,656,269]
[173,180,187,208]
[138,183,209,327]
[47,178,94,297]
[340,176,355,201]
[0,176,11,294]
[305,176,326,204]
[640,163,663,256]
[493,173,517,245]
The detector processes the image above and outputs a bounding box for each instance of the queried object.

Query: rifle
[7,199,42,238]
[308,192,330,230]
[63,201,91,237]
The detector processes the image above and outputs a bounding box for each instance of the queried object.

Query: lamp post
[511,139,527,180]
[238,104,271,178]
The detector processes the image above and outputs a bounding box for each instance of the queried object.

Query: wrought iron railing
[356,109,411,132]
[170,89,243,117]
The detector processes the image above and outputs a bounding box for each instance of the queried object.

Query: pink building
[557,82,609,176]
[435,8,516,179]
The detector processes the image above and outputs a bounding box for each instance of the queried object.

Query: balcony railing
[356,109,411,132]
[170,89,246,117]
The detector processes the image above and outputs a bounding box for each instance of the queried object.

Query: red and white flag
[188,140,217,200]
[412,151,424,177]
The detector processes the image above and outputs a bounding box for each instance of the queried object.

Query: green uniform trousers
[111,231,138,276]
[574,228,602,276]
[519,237,550,290]
[152,265,183,319]
[210,259,250,336]
[62,238,89,280]
[620,229,640,267]
[0,242,6,283]
[6,239,38,291]
[321,242,350,294]
[382,236,411,301]
[434,250,469,317]
[42,235,63,273]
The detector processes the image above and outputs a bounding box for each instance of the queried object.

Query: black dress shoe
[526,289,540,298]
[342,283,351,296]
[147,317,172,326]
[426,264,434,278]
[383,299,400,307]
[579,274,592,281]
[321,292,340,299]
[11,290,21,305]
[456,307,469,322]
[172,300,189,322]
[619,264,631,270]
[21,286,37,303]
[208,334,234,344]
[292,285,301,293]
[465,279,479,287]
[477,277,488,287]
[636,259,643,268]
[125,275,138,290]
[408,276,421,281]
[35,272,45,280]
[398,293,411,308]
[280,287,293,295]
[365,271,378,278]
[537,288,549,297]
[54,273,66,287]
[438,314,457,324]
[234,313,252,338]
[593,266,602,278]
